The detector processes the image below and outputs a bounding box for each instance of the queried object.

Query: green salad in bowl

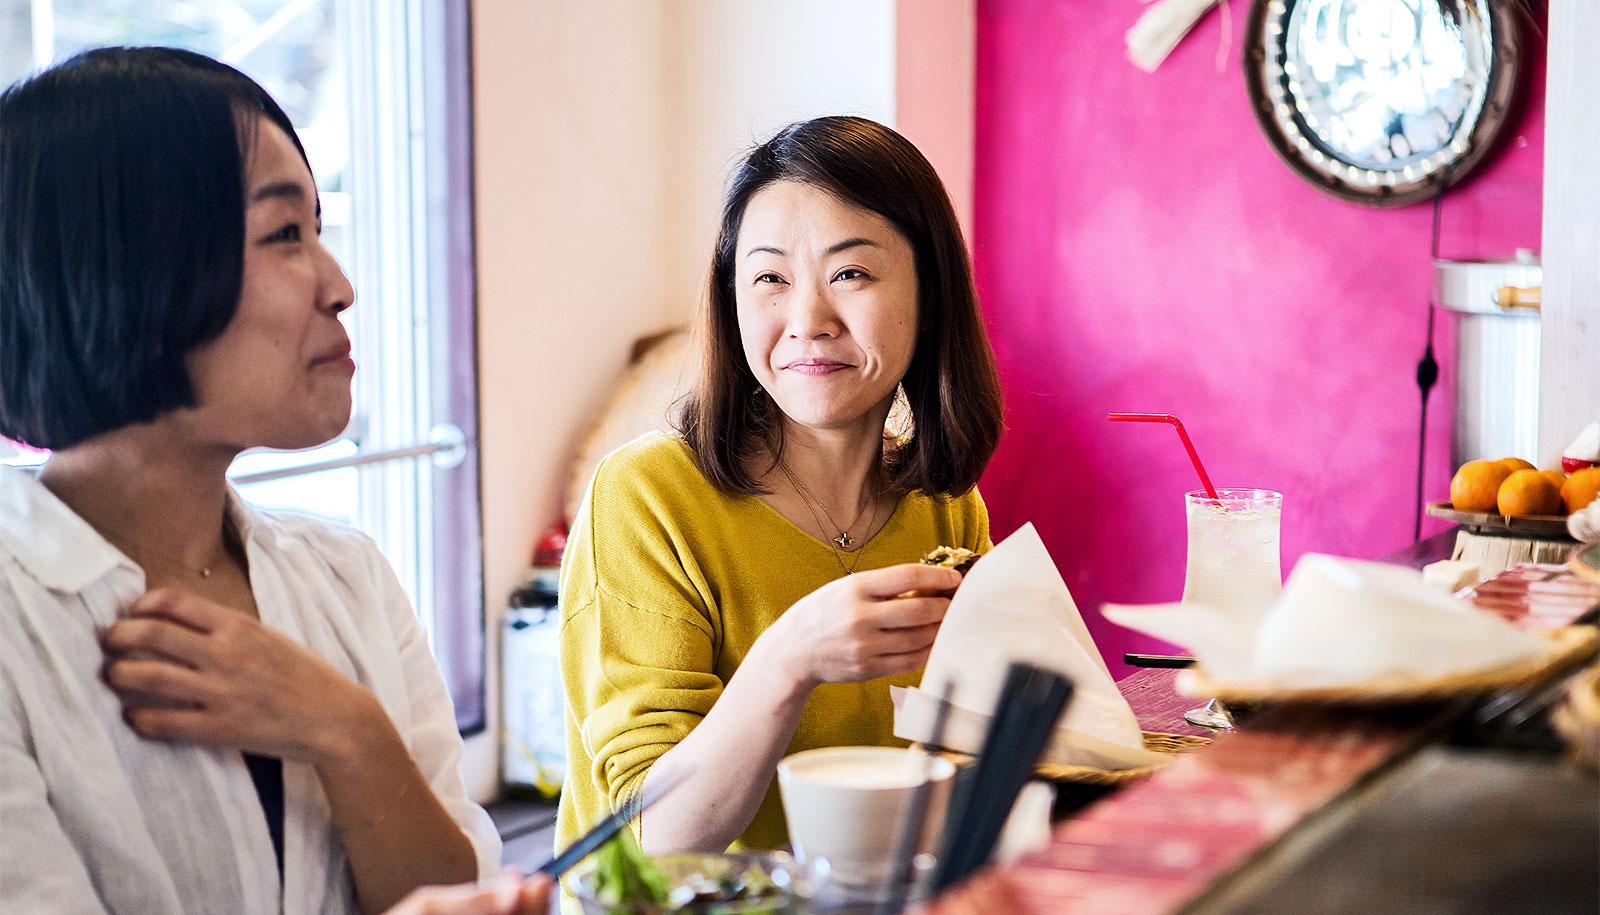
[569,830,804,914]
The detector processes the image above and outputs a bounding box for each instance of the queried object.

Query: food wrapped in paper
[893,524,1167,769]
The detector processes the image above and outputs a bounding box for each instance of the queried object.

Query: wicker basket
[1178,625,1600,706]
[1552,660,1600,771]
[924,731,1211,787]
[1033,731,1212,785]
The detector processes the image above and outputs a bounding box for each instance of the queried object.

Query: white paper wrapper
[892,523,1166,770]
[1104,553,1551,689]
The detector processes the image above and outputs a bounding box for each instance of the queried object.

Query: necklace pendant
[200,567,212,579]
[834,533,853,549]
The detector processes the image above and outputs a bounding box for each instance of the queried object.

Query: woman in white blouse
[0,48,499,914]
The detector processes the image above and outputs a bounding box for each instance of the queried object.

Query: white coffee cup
[777,746,957,888]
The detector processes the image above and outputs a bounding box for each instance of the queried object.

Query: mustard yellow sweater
[555,432,989,853]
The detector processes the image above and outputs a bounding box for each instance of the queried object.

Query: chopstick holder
[930,663,1075,893]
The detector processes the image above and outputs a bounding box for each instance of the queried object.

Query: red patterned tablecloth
[916,714,1414,915]
[1116,668,1216,739]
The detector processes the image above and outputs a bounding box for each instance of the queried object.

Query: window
[2,0,486,731]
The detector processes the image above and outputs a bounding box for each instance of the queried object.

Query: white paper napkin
[1103,553,1551,688]
[892,523,1167,769]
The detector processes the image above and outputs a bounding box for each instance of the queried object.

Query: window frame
[420,0,486,735]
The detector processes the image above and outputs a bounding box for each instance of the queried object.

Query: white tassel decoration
[1126,0,1230,73]
[1570,500,1600,545]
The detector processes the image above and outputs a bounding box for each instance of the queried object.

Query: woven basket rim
[1552,661,1600,770]
[920,729,1211,786]
[1180,625,1600,706]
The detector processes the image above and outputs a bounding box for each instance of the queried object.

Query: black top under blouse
[243,752,286,882]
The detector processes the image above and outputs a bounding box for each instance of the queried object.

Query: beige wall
[895,0,977,240]
[467,0,675,798]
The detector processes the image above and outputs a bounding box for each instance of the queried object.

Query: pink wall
[972,0,1546,676]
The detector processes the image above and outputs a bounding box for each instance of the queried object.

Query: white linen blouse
[0,466,500,914]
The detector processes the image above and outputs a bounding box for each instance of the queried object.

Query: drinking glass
[804,853,935,914]
[1181,488,1283,729]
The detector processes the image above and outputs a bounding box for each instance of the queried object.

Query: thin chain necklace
[115,519,238,581]
[776,458,881,575]
[121,542,218,579]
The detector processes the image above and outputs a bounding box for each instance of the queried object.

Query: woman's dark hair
[0,46,307,449]
[677,116,1003,497]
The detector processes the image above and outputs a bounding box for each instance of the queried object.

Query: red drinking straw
[1108,412,1219,500]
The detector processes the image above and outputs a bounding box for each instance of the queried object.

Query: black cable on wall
[1414,170,1453,543]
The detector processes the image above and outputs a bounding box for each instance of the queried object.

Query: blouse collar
[0,464,259,595]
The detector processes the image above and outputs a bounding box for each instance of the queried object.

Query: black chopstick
[531,767,686,879]
[931,663,1074,893]
[875,680,956,915]
[1124,652,1196,669]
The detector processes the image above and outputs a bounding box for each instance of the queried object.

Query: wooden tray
[1426,501,1574,540]
[1178,625,1600,706]
[925,731,1211,787]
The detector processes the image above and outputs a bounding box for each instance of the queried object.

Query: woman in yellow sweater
[557,116,1004,856]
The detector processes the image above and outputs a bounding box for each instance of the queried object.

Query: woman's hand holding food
[762,563,962,688]
[101,586,385,765]
[638,562,962,853]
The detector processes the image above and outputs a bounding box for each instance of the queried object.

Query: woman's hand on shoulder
[759,563,961,689]
[100,586,384,765]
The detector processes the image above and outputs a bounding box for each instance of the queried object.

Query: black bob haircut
[0,46,308,450]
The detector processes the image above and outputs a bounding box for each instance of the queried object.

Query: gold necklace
[124,539,223,580]
[112,520,238,581]
[776,459,881,575]
[121,546,216,579]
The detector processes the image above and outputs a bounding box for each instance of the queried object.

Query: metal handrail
[1,423,469,484]
[229,422,468,485]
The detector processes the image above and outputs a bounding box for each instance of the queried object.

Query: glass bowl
[568,850,809,914]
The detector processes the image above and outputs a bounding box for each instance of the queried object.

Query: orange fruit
[1540,470,1568,492]
[1497,457,1536,473]
[1498,469,1562,517]
[1452,460,1514,512]
[1562,467,1600,514]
